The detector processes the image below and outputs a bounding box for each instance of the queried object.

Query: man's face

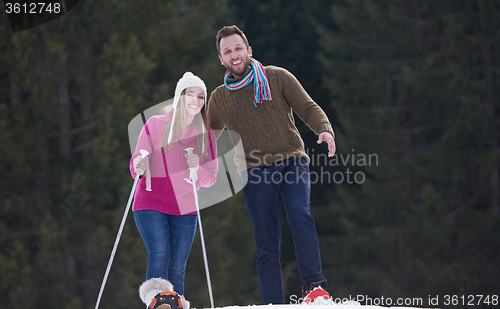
[218,34,253,78]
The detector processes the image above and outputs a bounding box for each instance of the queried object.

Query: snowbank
[209,304,436,309]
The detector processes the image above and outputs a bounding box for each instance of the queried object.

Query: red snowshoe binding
[148,291,183,309]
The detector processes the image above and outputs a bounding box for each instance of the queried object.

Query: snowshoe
[148,291,183,309]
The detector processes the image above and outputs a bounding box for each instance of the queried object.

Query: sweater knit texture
[130,114,218,215]
[208,65,334,173]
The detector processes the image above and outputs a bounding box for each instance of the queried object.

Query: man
[207,25,336,304]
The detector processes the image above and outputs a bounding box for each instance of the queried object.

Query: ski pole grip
[135,149,150,176]
[184,148,197,181]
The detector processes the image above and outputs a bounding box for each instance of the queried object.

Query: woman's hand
[133,156,147,174]
[186,153,200,170]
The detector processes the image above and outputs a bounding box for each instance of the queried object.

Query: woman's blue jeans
[134,210,197,296]
[242,158,327,304]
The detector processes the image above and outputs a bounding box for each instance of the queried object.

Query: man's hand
[317,132,336,157]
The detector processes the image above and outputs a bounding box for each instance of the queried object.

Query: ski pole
[94,149,149,309]
[185,148,215,309]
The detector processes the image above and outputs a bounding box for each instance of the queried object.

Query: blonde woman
[130,72,218,305]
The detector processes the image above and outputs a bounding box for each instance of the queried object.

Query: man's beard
[225,57,251,77]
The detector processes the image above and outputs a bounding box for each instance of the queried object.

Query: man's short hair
[216,25,250,55]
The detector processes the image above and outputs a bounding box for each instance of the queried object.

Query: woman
[130,72,218,308]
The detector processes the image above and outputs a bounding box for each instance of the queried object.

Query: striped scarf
[224,58,272,107]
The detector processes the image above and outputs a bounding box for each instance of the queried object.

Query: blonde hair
[160,90,209,156]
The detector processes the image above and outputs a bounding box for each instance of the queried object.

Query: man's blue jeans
[134,210,197,296]
[242,158,327,304]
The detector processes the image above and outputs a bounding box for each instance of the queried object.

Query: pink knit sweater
[130,114,218,215]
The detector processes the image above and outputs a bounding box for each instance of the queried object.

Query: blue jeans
[134,210,197,296]
[242,158,327,304]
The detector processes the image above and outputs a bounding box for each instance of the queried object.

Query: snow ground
[207,304,436,309]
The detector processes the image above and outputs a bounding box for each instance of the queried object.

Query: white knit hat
[167,72,207,145]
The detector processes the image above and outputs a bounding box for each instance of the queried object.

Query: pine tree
[318,0,500,304]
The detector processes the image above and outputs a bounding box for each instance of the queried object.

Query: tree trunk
[9,70,21,119]
[59,55,71,190]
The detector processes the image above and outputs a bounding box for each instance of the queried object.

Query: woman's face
[184,87,205,118]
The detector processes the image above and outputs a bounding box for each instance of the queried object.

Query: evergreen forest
[1,1,499,308]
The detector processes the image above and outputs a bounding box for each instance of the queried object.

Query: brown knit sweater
[207,65,335,173]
